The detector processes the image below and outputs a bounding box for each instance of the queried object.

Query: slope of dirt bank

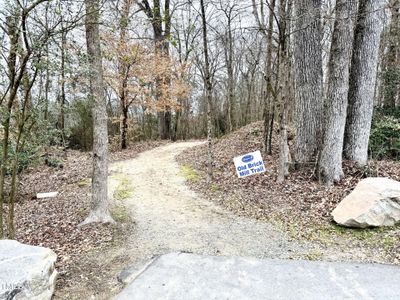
[178,122,400,265]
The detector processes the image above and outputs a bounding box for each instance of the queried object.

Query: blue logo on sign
[242,155,254,163]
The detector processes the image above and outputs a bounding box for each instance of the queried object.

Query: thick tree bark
[200,0,213,183]
[81,0,114,225]
[344,0,386,165]
[277,0,292,182]
[382,0,400,108]
[317,0,359,186]
[293,0,324,163]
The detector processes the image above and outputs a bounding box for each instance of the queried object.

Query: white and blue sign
[233,150,266,178]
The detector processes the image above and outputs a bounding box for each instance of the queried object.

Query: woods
[0,0,399,234]
[0,1,399,299]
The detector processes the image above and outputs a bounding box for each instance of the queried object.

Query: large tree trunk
[317,0,359,186]
[382,0,400,108]
[277,0,292,182]
[293,0,324,164]
[81,0,114,225]
[344,0,386,165]
[200,0,213,183]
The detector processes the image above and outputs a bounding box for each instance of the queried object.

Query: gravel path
[109,142,309,264]
[55,141,396,299]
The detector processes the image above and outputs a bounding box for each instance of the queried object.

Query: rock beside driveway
[332,177,400,228]
[0,240,57,300]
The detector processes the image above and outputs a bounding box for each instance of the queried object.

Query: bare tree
[0,0,56,237]
[200,0,214,183]
[381,0,400,108]
[317,0,359,185]
[216,0,241,132]
[252,0,277,155]
[81,0,114,225]
[276,0,292,182]
[137,0,173,139]
[293,0,324,164]
[344,0,386,165]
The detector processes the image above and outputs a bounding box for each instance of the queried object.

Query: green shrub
[68,99,93,151]
[0,108,63,174]
[369,114,400,160]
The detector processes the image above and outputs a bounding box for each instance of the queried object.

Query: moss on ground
[77,178,91,187]
[303,223,399,251]
[111,204,131,223]
[210,184,220,192]
[180,165,200,182]
[113,176,134,201]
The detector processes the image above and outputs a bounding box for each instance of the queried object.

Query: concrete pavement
[115,252,400,300]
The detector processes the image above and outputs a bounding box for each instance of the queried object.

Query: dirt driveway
[56,142,309,299]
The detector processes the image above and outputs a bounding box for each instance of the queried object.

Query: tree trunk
[149,0,172,140]
[276,0,291,182]
[81,0,114,225]
[120,107,128,149]
[200,0,213,183]
[8,64,37,239]
[44,43,50,121]
[344,0,386,165]
[277,53,290,182]
[263,0,276,155]
[59,26,66,141]
[293,0,324,163]
[317,0,359,186]
[382,0,400,108]
[118,0,130,150]
[226,16,235,132]
[0,14,20,238]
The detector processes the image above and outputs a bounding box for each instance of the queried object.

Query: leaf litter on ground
[178,122,400,265]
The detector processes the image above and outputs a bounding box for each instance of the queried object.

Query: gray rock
[114,252,400,300]
[332,177,400,228]
[0,240,57,300]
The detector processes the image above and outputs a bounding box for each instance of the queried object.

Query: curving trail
[56,142,311,299]
[109,142,306,262]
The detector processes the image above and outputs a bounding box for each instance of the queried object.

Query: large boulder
[0,240,57,300]
[332,177,400,228]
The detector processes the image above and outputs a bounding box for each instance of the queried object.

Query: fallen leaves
[8,140,168,291]
[179,121,400,265]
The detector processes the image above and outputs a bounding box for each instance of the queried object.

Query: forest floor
[57,141,317,299]
[179,122,400,266]
[12,124,400,299]
[12,140,169,298]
